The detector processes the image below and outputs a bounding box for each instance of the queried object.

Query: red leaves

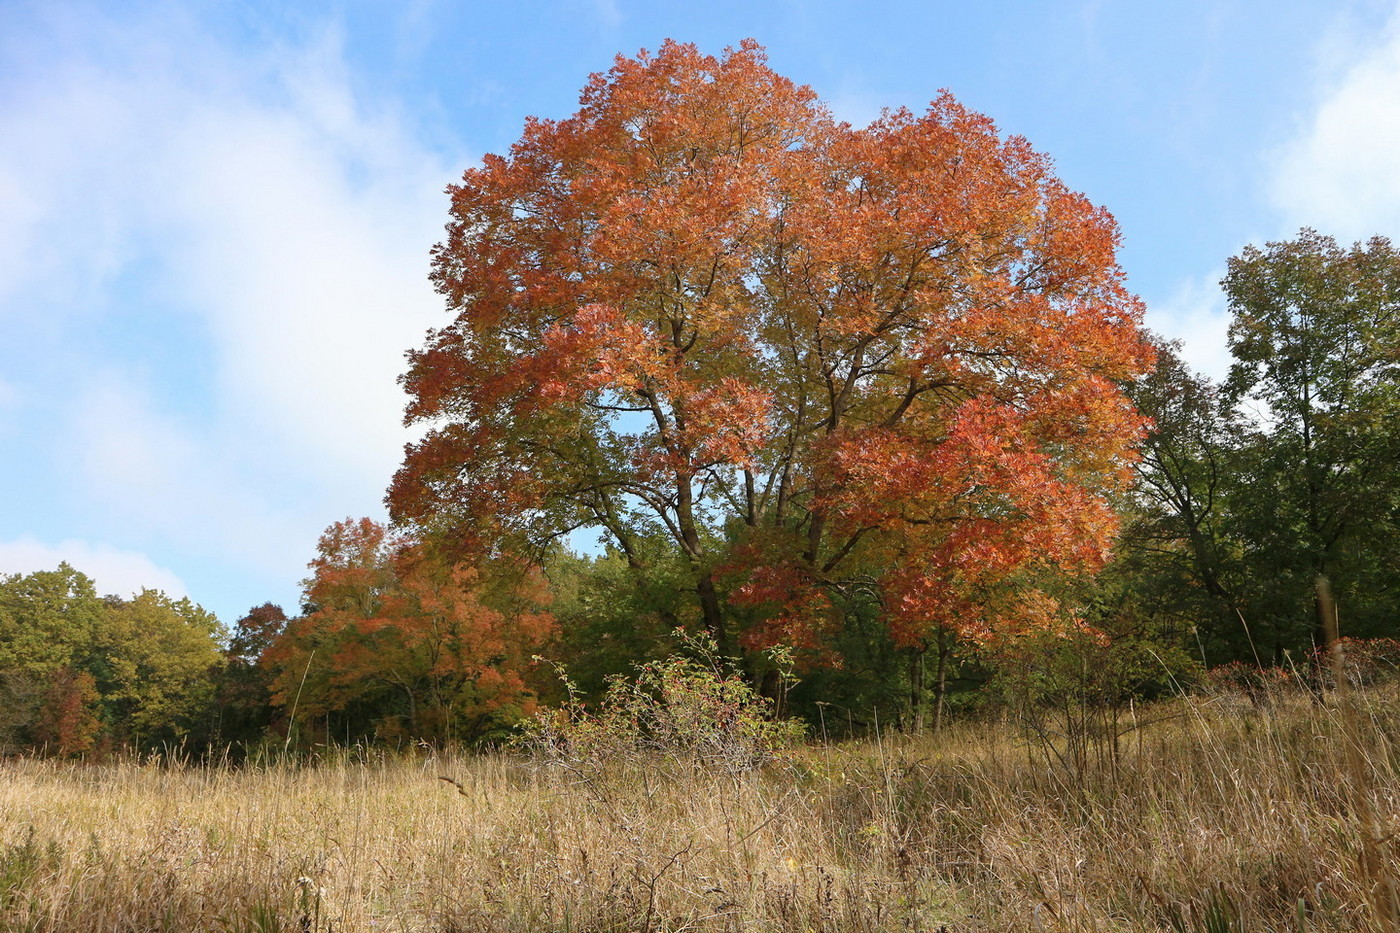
[34,667,101,757]
[265,519,555,741]
[393,40,1155,657]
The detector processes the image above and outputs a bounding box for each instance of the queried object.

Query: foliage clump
[263,518,556,747]
[0,564,225,755]
[525,634,804,774]
[1204,637,1400,700]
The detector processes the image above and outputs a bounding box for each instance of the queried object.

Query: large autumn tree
[391,40,1153,659]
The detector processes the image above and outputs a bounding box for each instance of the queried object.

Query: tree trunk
[934,626,950,733]
[908,644,926,734]
[696,572,728,653]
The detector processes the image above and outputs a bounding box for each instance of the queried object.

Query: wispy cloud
[1270,7,1400,241]
[0,3,464,619]
[0,536,189,602]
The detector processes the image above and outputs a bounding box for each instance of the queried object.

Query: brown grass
[2,683,1398,932]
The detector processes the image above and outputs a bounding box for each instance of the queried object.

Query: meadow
[3,671,1398,933]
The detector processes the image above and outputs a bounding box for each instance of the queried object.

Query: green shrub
[524,633,804,774]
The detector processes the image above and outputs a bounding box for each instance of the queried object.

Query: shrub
[1204,660,1298,699]
[1319,636,1400,688]
[524,633,804,774]
[987,622,1201,780]
[1204,638,1400,700]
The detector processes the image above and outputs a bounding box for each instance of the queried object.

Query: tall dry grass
[2,681,1398,932]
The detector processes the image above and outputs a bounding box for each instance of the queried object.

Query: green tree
[1120,233,1400,665]
[0,564,107,750]
[0,563,105,677]
[1222,229,1400,651]
[0,567,227,752]
[213,602,288,746]
[1117,340,1252,661]
[543,545,688,703]
[97,590,226,748]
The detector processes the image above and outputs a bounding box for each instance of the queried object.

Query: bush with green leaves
[988,620,1201,780]
[524,634,804,774]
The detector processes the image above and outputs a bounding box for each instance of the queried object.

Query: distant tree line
[0,566,224,755]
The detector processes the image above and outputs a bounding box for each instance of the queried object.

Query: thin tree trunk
[934,626,950,733]
[908,644,926,734]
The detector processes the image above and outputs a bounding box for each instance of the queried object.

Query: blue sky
[3,0,1399,625]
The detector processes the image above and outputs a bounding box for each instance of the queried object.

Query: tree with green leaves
[97,590,226,748]
[1222,229,1400,652]
[1117,339,1248,660]
[0,565,228,753]
[1117,232,1400,665]
[0,563,106,678]
[213,602,289,746]
[0,564,107,752]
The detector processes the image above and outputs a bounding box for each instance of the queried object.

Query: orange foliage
[392,40,1153,655]
[35,666,101,757]
[264,519,555,743]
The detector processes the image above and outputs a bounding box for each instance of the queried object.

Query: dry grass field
[3,682,1399,932]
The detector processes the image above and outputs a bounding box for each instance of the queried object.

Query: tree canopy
[263,518,555,743]
[1118,230,1400,663]
[0,565,226,754]
[390,39,1154,659]
[1222,230,1400,651]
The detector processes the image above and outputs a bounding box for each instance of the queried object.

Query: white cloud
[0,536,189,601]
[1144,271,1234,383]
[1271,8,1400,241]
[0,4,467,622]
[156,91,448,490]
[67,377,307,576]
[2,14,451,486]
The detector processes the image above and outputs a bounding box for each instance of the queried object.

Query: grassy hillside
[2,679,1397,931]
